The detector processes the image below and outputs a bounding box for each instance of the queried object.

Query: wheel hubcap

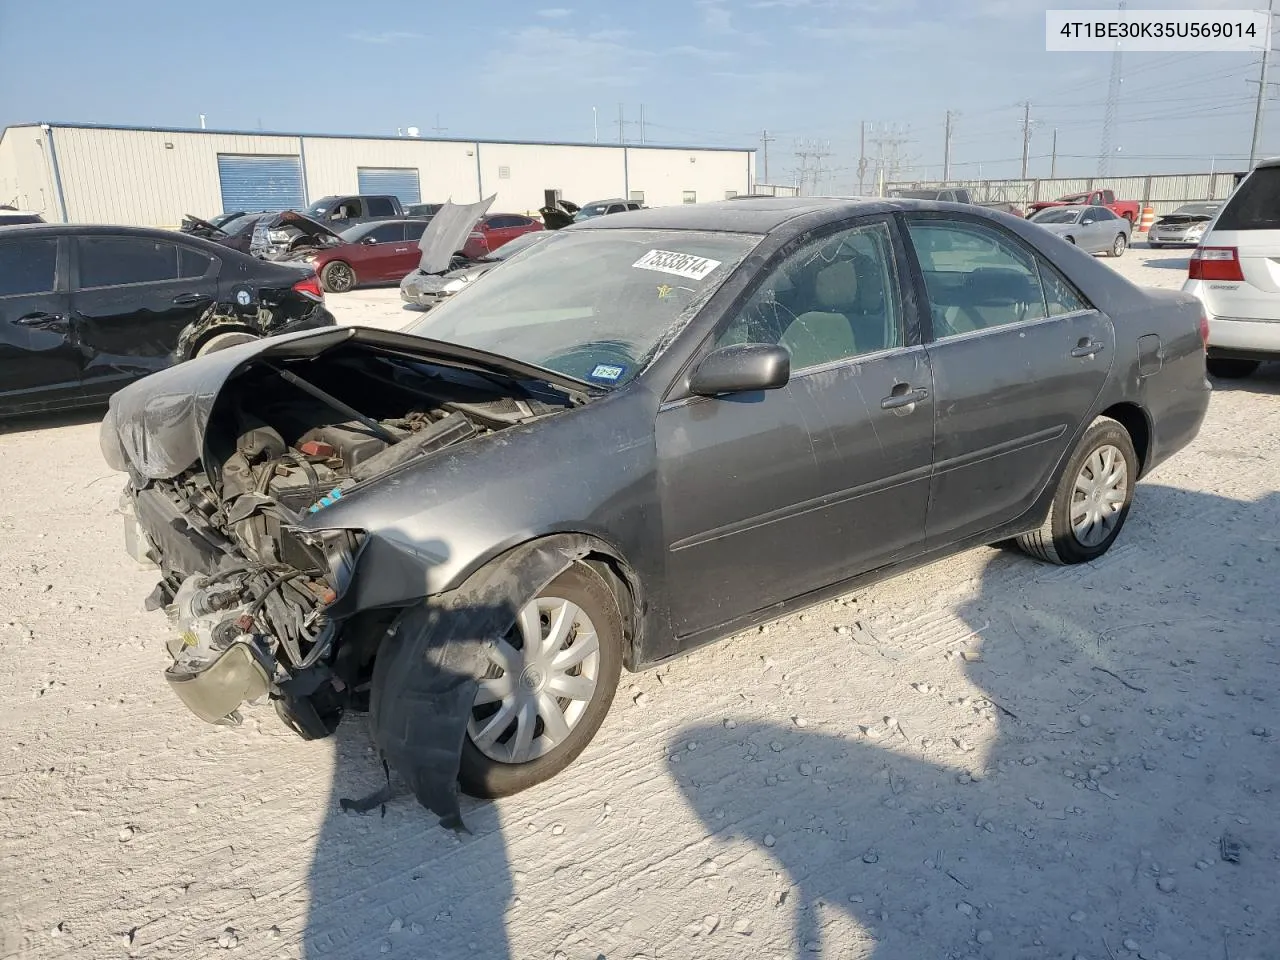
[331,266,352,290]
[467,596,601,764]
[1070,443,1128,547]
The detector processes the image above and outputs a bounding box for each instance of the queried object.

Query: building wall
[52,127,302,226]
[11,125,753,227]
[301,137,480,208]
[0,126,58,218]
[478,142,626,213]
[626,147,754,207]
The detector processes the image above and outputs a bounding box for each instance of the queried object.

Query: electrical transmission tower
[1098,0,1125,176]
[868,124,911,192]
[794,138,833,195]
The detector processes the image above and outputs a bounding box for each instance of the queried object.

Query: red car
[462,214,544,259]
[306,219,432,293]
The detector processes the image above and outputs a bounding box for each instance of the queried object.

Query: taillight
[1188,246,1244,282]
[292,274,324,302]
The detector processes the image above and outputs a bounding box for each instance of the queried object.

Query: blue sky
[0,0,1272,188]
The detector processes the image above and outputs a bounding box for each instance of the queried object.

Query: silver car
[1147,202,1220,248]
[401,229,551,309]
[1028,204,1131,257]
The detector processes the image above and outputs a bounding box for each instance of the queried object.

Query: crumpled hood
[100,325,593,481]
[417,196,496,275]
[249,210,343,258]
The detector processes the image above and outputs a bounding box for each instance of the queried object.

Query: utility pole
[593,106,598,143]
[1051,127,1059,178]
[1249,0,1276,169]
[431,114,447,136]
[793,139,832,195]
[639,104,646,145]
[858,121,868,194]
[1019,101,1034,179]
[943,110,954,182]
[618,103,625,145]
[760,129,775,184]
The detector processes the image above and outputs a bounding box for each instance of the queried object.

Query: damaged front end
[103,327,593,826]
[249,210,344,261]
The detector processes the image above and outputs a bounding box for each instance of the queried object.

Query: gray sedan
[1029,204,1132,256]
[1147,202,1220,248]
[102,197,1209,828]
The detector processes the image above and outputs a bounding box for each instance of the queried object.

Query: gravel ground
[3,244,1279,960]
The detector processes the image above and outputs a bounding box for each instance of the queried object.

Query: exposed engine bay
[123,344,574,742]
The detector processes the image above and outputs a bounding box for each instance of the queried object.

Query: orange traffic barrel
[1139,206,1156,232]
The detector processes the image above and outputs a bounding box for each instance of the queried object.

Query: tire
[1147,241,1164,249]
[1108,232,1127,257]
[1207,358,1260,379]
[1016,416,1138,565]
[320,260,356,293]
[195,330,258,356]
[458,564,623,798]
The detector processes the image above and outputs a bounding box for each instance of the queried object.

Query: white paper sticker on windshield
[632,249,722,281]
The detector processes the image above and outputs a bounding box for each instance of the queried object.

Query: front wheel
[1017,416,1138,565]
[458,564,623,798]
[1109,233,1128,257]
[320,260,356,293]
[1207,358,1260,379]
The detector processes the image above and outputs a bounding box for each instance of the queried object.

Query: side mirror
[1081,218,1095,225]
[689,343,790,397]
[362,236,379,245]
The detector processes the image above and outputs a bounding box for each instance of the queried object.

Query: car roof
[573,196,906,234]
[0,221,253,255]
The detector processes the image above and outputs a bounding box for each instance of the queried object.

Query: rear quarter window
[1214,167,1280,230]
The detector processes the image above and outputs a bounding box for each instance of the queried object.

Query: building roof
[2,121,754,154]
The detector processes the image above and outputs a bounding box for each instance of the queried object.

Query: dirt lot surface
[3,245,1278,960]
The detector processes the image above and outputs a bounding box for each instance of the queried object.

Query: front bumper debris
[164,638,274,724]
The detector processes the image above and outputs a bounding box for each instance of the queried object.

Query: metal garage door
[217,154,306,213]
[357,167,422,204]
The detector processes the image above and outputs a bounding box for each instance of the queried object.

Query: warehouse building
[0,122,757,228]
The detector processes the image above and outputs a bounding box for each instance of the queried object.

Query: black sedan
[101,198,1210,828]
[0,223,334,418]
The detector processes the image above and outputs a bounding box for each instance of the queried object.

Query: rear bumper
[1184,280,1280,358]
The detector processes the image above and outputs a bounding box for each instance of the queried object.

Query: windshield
[1059,194,1088,203]
[1031,208,1081,224]
[406,228,760,386]
[306,197,339,218]
[338,223,376,242]
[574,203,612,220]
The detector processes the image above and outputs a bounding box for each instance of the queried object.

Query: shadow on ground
[1138,255,1190,270]
[0,405,105,436]
[672,484,1280,959]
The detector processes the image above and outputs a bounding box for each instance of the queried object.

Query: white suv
[1183,159,1280,378]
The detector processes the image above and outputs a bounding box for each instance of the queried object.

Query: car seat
[779,259,861,369]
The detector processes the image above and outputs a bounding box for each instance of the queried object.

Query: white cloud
[697,0,770,46]
[347,30,423,44]
[537,7,572,17]
[668,44,736,62]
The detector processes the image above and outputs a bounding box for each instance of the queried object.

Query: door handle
[172,292,208,305]
[1071,338,1105,358]
[881,384,929,412]
[14,311,67,329]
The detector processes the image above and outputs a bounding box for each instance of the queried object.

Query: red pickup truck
[1028,189,1141,224]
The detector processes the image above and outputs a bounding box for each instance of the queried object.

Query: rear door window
[0,239,58,296]
[78,237,180,288]
[1214,166,1280,231]
[404,222,430,241]
[905,218,1049,337]
[179,246,215,278]
[366,197,397,217]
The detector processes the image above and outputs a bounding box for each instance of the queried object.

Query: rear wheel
[1017,416,1137,565]
[458,564,623,798]
[1109,233,1128,257]
[321,260,356,293]
[195,330,258,356]
[1207,358,1260,379]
